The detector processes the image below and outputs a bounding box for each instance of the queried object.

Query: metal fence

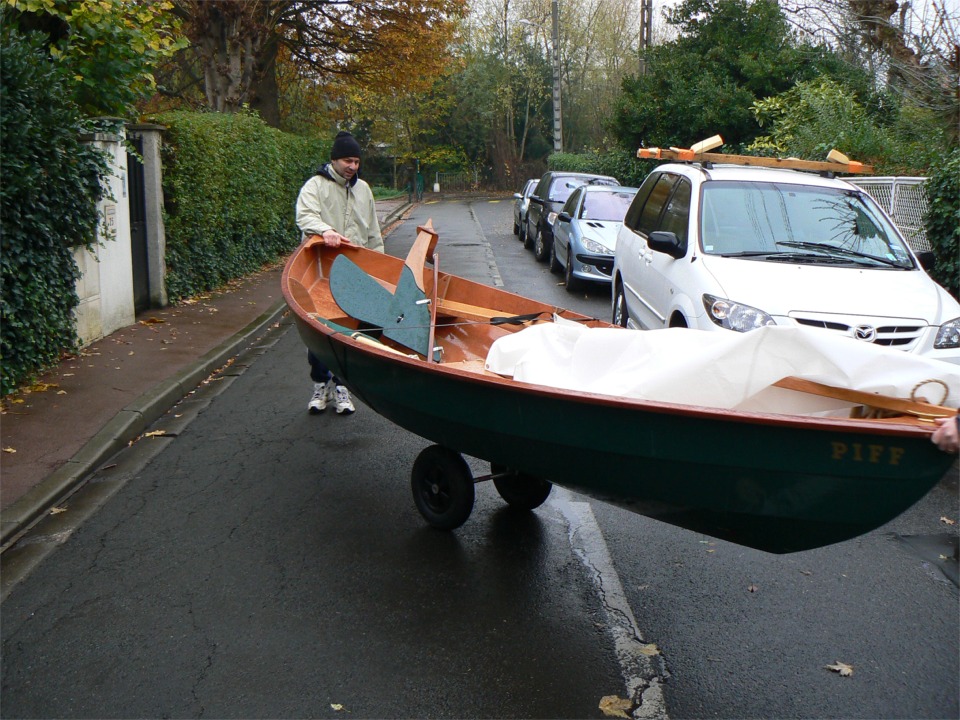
[433,170,482,192]
[850,176,930,252]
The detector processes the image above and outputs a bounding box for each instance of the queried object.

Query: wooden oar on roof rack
[637,136,874,175]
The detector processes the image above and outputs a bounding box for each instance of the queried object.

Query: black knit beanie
[330,131,362,160]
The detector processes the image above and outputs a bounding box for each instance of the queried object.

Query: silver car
[512,178,538,242]
[550,184,638,292]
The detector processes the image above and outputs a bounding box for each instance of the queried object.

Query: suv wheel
[533,228,549,262]
[613,282,630,327]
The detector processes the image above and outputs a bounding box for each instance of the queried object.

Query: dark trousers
[308,351,340,385]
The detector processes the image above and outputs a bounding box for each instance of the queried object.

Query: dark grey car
[512,178,538,243]
[524,171,620,262]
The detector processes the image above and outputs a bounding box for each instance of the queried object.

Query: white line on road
[553,489,668,719]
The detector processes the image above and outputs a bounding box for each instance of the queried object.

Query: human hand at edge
[931,416,960,454]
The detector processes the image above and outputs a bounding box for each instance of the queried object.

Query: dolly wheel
[411,445,475,530]
[491,464,552,510]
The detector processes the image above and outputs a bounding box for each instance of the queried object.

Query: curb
[0,300,288,549]
[0,202,412,550]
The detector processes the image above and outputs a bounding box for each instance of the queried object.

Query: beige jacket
[295,164,383,252]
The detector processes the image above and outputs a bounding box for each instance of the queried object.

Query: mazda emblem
[854,325,877,342]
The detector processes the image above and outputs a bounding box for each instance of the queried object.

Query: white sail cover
[485,320,960,416]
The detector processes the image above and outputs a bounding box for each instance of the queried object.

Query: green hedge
[548,149,654,187]
[152,110,327,302]
[1,28,109,396]
[924,149,960,300]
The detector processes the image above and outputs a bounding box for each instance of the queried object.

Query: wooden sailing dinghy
[282,223,957,554]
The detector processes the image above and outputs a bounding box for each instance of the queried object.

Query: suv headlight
[934,317,960,349]
[703,294,775,332]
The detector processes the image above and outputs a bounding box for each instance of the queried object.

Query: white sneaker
[334,385,355,414]
[308,382,327,414]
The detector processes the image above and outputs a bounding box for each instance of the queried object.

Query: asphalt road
[2,196,958,719]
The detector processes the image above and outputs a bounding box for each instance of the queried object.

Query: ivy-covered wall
[0,29,109,396]
[924,149,959,300]
[152,110,327,302]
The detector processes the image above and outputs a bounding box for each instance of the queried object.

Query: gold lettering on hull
[831,442,905,466]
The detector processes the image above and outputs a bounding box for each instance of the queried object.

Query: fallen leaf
[825,661,853,677]
[939,554,949,561]
[330,704,343,711]
[143,430,168,438]
[140,317,166,325]
[800,570,813,576]
[49,507,67,515]
[747,584,758,593]
[3,447,16,453]
[599,695,633,718]
[940,516,956,526]
[639,643,659,656]
[128,351,135,356]
[28,382,59,393]
[57,390,67,395]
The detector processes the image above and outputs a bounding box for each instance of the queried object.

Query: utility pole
[639,0,653,76]
[551,0,562,152]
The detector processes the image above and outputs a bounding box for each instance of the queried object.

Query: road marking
[553,489,669,719]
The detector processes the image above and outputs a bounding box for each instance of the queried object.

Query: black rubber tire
[613,282,629,327]
[523,223,535,249]
[533,228,549,262]
[548,241,562,274]
[564,254,581,293]
[513,220,519,235]
[411,445,475,530]
[491,464,552,510]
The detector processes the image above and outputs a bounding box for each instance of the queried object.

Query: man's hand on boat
[305,231,355,249]
[932,416,960,454]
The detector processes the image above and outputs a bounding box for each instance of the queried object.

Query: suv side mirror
[915,250,936,271]
[529,196,543,205]
[648,231,685,259]
[557,212,572,223]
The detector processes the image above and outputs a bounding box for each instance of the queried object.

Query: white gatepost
[73,123,135,345]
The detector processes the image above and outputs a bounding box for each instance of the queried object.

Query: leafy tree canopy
[610,0,823,150]
[3,0,187,117]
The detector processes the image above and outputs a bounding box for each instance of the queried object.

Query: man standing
[295,130,383,415]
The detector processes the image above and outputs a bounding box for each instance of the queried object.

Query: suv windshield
[700,181,914,269]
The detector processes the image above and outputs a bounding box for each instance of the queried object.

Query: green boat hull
[294,316,953,554]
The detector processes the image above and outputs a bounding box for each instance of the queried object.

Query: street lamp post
[520,0,563,153]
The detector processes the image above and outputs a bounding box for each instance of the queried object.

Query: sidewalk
[0,197,411,546]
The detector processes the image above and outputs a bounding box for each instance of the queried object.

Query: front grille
[793,314,925,350]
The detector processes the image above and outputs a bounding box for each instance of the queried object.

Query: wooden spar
[637,146,873,174]
[427,252,439,362]
[772,377,955,420]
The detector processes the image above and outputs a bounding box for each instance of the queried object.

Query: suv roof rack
[636,136,874,175]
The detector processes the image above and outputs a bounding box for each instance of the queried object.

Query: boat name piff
[831,442,905,465]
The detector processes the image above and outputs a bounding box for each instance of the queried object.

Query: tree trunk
[250,36,281,127]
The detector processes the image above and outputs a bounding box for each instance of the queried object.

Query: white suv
[611,163,960,364]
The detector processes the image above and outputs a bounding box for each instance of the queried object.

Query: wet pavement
[0,197,411,546]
